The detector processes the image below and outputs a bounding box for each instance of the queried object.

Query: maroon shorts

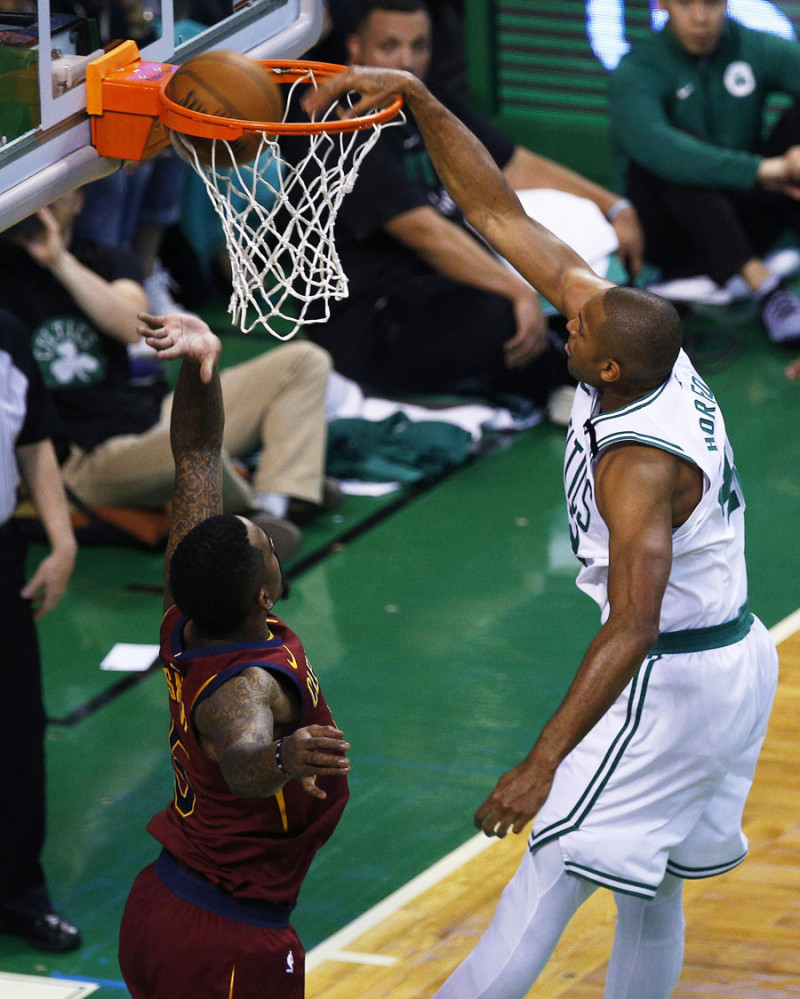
[119,861,304,999]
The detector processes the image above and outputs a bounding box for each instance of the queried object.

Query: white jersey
[521,350,778,903]
[564,349,747,632]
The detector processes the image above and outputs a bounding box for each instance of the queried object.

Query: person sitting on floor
[296,0,644,424]
[608,0,800,347]
[0,189,340,559]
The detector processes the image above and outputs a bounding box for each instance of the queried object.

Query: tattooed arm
[136,312,224,611]
[194,666,351,799]
[141,311,351,796]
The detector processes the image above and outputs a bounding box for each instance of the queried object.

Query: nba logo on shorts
[285,950,295,974]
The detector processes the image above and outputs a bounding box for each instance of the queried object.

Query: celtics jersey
[147,605,349,906]
[564,350,747,631]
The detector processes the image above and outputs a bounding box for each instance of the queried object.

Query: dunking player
[118,313,350,999]
[304,70,779,997]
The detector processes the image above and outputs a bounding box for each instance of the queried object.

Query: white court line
[0,972,99,998]
[331,951,398,966]
[306,833,496,969]
[308,607,800,970]
[769,606,800,646]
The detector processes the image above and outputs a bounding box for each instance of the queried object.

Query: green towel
[327,413,473,484]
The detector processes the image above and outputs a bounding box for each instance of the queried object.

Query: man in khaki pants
[62,336,333,559]
[0,188,337,558]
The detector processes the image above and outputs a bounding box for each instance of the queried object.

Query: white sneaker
[547,385,576,427]
[764,247,800,280]
[144,260,184,314]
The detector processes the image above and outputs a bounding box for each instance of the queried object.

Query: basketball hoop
[161,60,403,338]
[86,47,402,337]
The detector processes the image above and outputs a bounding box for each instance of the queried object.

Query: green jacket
[608,18,800,190]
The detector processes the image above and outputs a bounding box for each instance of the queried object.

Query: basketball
[165,50,284,167]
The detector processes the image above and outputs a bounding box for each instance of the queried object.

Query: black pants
[0,520,51,917]
[627,101,800,285]
[310,272,571,407]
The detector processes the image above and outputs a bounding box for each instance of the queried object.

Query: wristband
[606,197,632,222]
[275,738,288,774]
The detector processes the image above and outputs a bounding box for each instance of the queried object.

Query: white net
[170,67,403,339]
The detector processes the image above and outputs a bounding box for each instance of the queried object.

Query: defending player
[303,69,779,998]
[118,313,350,999]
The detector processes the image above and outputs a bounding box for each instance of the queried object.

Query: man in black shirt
[303,0,643,419]
[0,189,337,558]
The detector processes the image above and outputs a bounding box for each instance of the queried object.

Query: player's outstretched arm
[140,312,226,609]
[302,68,610,319]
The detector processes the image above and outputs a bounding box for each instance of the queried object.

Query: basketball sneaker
[759,280,800,346]
[144,259,185,315]
[287,478,343,525]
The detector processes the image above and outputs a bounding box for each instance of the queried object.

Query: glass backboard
[0,0,323,230]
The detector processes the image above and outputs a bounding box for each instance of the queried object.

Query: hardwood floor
[307,630,800,998]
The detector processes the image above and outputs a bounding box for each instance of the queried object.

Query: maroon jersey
[147,605,349,906]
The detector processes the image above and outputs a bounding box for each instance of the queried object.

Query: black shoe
[0,910,82,952]
[287,478,343,525]
[246,511,302,560]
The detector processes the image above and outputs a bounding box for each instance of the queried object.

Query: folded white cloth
[325,371,542,441]
[513,188,619,274]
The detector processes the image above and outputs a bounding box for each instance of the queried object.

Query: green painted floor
[1,305,799,995]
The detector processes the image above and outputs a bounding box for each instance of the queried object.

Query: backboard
[0,0,324,232]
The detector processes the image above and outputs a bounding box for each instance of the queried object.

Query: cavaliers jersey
[147,605,349,906]
[564,349,748,631]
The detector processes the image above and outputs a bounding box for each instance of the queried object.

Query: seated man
[609,0,800,346]
[0,190,338,559]
[308,0,468,93]
[301,0,644,422]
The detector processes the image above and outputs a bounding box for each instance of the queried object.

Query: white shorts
[529,615,778,897]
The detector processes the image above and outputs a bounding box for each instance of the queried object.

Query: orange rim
[159,58,403,138]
